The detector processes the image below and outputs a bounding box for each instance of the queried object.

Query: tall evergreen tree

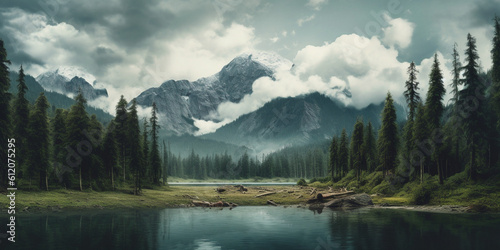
[404,61,421,122]
[378,92,398,176]
[362,122,377,172]
[425,53,446,183]
[114,95,128,182]
[27,93,50,190]
[88,114,104,189]
[492,16,500,126]
[150,102,162,185]
[329,136,338,181]
[142,118,150,181]
[66,90,90,191]
[449,43,463,171]
[0,39,11,188]
[338,128,349,178]
[412,103,427,183]
[127,100,142,194]
[403,61,421,164]
[102,123,118,190]
[51,109,68,187]
[460,33,487,180]
[13,65,29,173]
[351,118,365,182]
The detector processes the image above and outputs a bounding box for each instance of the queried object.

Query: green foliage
[297,178,307,186]
[338,128,349,178]
[0,39,11,188]
[127,100,142,194]
[149,102,162,185]
[404,61,421,122]
[26,93,50,190]
[378,92,398,174]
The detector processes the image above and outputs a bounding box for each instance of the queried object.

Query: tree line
[328,17,500,185]
[0,45,164,193]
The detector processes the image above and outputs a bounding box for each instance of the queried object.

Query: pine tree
[142,118,150,181]
[460,33,487,180]
[329,136,338,181]
[27,93,50,190]
[338,128,349,178]
[13,65,30,173]
[102,123,117,190]
[492,16,500,126]
[0,39,11,188]
[150,102,162,185]
[127,100,142,194]
[114,95,128,182]
[403,61,421,165]
[412,103,427,183]
[51,109,68,187]
[88,114,103,189]
[425,53,446,183]
[362,122,377,172]
[351,118,364,182]
[404,61,421,122]
[378,92,398,176]
[449,43,463,171]
[66,90,90,191]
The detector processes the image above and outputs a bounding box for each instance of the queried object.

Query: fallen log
[309,188,317,196]
[267,200,278,206]
[316,191,355,201]
[255,192,276,198]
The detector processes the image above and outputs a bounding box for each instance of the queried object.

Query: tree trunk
[437,159,443,184]
[79,167,82,191]
[45,171,48,191]
[420,161,423,184]
[111,168,114,190]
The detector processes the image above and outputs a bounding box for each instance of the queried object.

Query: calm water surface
[2,206,500,250]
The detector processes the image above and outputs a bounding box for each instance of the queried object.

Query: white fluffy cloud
[381,14,415,49]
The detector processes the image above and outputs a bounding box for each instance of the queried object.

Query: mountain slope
[36,69,108,100]
[203,92,405,154]
[135,52,292,135]
[9,71,113,124]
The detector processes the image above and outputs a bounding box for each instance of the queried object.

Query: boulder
[324,193,373,208]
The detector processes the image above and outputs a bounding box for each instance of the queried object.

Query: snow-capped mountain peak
[238,51,293,72]
[55,66,97,85]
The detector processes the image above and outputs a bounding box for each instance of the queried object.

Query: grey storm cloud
[468,0,500,28]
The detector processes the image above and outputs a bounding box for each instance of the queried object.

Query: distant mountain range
[26,51,406,154]
[134,52,292,135]
[8,71,113,124]
[36,68,108,100]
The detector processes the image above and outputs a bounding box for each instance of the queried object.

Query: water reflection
[1,207,500,250]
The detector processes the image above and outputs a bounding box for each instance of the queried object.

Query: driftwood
[216,187,226,193]
[267,200,278,206]
[255,192,276,198]
[234,185,248,192]
[309,188,317,196]
[183,194,199,200]
[316,191,355,201]
[192,200,238,207]
[307,191,355,203]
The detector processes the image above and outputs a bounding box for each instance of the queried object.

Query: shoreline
[1,185,496,214]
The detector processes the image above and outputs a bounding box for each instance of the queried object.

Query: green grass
[0,185,314,211]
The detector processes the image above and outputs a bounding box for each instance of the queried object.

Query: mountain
[8,71,113,124]
[134,51,293,135]
[202,92,405,154]
[36,68,108,100]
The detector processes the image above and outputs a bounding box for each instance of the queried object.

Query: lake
[2,206,500,250]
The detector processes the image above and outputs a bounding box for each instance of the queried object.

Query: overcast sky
[1,0,499,114]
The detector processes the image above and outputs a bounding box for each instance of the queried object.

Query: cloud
[381,14,415,49]
[270,36,279,43]
[297,14,315,27]
[307,0,328,11]
[205,28,455,132]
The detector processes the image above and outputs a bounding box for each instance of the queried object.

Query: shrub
[410,185,432,205]
[297,178,307,186]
